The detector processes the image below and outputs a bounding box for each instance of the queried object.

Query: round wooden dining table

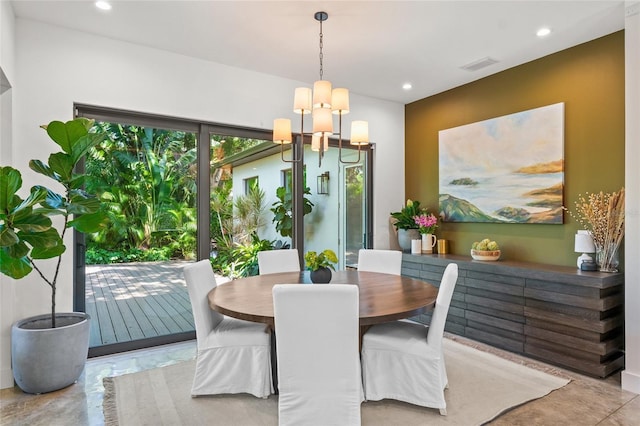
[207,270,438,327]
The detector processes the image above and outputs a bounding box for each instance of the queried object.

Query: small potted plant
[304,249,338,283]
[414,212,438,253]
[390,199,425,252]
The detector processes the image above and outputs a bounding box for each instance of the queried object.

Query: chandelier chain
[318,18,324,80]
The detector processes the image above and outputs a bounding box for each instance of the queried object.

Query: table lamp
[574,230,596,268]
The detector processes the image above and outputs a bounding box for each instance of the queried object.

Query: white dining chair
[357,249,402,275]
[361,263,459,415]
[273,284,362,426]
[258,249,301,275]
[183,260,273,398]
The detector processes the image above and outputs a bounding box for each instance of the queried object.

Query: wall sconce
[317,172,330,195]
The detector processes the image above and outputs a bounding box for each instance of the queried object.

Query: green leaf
[70,132,106,165]
[0,226,19,247]
[37,187,65,210]
[13,212,52,233]
[67,193,101,215]
[68,211,108,233]
[13,186,48,214]
[19,228,62,250]
[0,167,22,212]
[6,240,29,258]
[0,248,32,279]
[48,152,74,182]
[29,159,57,181]
[30,242,65,259]
[42,120,72,153]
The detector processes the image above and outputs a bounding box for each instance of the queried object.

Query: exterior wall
[1,18,404,388]
[405,32,625,267]
[232,146,350,268]
[623,1,640,395]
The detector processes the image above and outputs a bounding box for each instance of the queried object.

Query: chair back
[426,263,459,350]
[183,260,224,348]
[273,284,361,426]
[258,249,301,275]
[357,249,402,275]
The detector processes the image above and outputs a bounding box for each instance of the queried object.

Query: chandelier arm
[279,114,304,163]
[339,143,362,164]
[338,113,361,164]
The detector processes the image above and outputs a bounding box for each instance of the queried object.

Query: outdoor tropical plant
[271,186,314,238]
[85,123,197,256]
[0,118,108,327]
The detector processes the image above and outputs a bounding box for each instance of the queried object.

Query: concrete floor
[1,336,638,425]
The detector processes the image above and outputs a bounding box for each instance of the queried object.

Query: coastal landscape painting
[439,103,564,224]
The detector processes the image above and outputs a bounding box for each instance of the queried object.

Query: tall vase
[595,245,620,273]
[397,229,420,253]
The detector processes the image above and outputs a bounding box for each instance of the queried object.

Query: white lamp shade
[331,88,350,115]
[312,107,334,136]
[574,230,595,253]
[293,87,312,114]
[273,118,292,144]
[311,134,329,152]
[350,121,369,146]
[313,80,332,108]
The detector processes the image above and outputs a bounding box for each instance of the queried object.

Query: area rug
[103,338,569,425]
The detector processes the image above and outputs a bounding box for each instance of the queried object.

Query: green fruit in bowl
[472,239,499,251]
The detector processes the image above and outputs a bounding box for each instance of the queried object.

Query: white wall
[0,18,404,388]
[0,0,16,390]
[622,1,640,395]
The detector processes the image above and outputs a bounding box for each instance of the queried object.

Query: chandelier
[273,11,369,167]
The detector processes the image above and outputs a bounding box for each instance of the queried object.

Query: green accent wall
[405,31,625,267]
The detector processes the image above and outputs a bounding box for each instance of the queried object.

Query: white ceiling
[10,0,625,104]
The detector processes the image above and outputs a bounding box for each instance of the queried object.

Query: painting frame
[438,103,564,224]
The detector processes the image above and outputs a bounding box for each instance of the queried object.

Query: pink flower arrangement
[414,213,438,234]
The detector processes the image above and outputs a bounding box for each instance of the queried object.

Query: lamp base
[577,253,594,268]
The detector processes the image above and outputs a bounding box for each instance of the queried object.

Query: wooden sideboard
[402,253,625,378]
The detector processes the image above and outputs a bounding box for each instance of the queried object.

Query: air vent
[460,57,499,72]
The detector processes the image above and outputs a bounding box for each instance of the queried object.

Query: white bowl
[470,249,501,261]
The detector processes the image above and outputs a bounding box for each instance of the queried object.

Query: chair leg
[439,408,447,416]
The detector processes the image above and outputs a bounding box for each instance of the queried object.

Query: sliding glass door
[74,105,373,356]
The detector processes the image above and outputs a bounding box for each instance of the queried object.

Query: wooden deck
[85,261,196,348]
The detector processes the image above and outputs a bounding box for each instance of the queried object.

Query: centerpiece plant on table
[564,188,625,272]
[304,249,338,283]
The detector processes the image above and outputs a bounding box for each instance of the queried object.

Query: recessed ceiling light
[536,27,551,37]
[402,83,412,90]
[95,1,112,11]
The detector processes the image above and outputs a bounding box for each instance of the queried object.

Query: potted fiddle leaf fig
[304,249,338,283]
[0,118,107,394]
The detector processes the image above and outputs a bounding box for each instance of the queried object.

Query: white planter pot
[11,312,90,394]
